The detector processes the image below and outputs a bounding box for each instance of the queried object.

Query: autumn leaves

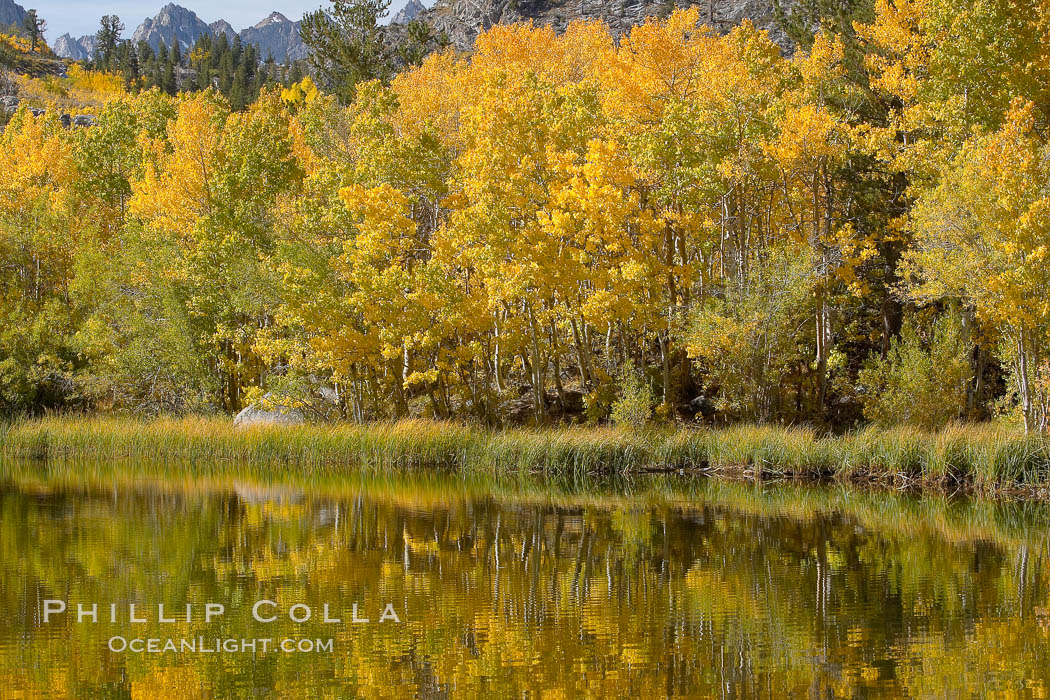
[4,3,1050,430]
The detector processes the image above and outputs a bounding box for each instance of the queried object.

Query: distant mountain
[0,0,27,29]
[54,33,96,60]
[238,12,306,62]
[124,5,305,63]
[131,3,214,52]
[49,0,786,74]
[391,0,426,25]
[209,19,236,41]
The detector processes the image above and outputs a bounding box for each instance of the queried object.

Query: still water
[1,462,1049,698]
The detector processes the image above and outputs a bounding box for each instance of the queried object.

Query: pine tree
[95,15,124,71]
[22,9,45,52]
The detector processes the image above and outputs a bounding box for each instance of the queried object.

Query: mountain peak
[156,2,193,17]
[240,11,306,62]
[254,11,291,29]
[131,4,212,51]
[54,32,96,60]
[209,19,236,39]
[391,0,426,24]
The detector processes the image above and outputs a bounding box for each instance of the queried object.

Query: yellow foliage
[281,76,320,107]
[15,64,125,112]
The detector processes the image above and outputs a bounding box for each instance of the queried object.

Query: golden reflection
[0,462,1049,697]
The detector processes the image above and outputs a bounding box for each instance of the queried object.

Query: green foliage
[397,20,442,68]
[21,10,44,52]
[773,0,874,76]
[72,291,218,415]
[858,311,973,430]
[94,15,123,71]
[584,369,617,425]
[300,0,394,102]
[686,248,814,423]
[90,32,288,108]
[610,362,655,428]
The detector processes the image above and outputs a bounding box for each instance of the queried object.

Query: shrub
[584,367,617,424]
[858,311,972,430]
[610,361,655,428]
[685,246,813,422]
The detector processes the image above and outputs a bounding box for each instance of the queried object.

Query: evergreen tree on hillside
[22,10,45,52]
[95,15,124,71]
[113,40,139,84]
[300,0,393,102]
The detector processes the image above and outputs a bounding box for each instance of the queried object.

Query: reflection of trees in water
[0,481,1048,696]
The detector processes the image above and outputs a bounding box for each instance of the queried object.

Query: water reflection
[1,464,1049,697]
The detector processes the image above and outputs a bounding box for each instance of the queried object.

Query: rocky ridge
[0,0,26,29]
[208,19,236,41]
[421,0,788,51]
[53,33,96,61]
[392,0,428,25]
[238,12,308,62]
[130,3,214,51]
[50,0,790,68]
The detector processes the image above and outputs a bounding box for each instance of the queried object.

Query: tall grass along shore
[4,417,1050,496]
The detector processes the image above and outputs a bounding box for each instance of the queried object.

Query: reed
[3,415,1050,494]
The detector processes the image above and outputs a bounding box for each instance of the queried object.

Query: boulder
[72,114,96,127]
[687,394,716,420]
[233,394,305,427]
[548,390,584,416]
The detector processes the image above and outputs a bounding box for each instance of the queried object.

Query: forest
[2,1,1050,434]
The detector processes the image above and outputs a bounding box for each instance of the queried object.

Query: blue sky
[30,0,420,41]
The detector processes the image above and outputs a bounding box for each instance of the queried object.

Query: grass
[3,415,1050,495]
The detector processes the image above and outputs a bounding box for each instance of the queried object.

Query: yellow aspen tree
[0,108,83,409]
[905,100,1050,431]
[769,33,863,411]
[130,90,302,412]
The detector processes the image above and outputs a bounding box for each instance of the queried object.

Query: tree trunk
[526,303,546,420]
[570,317,592,388]
[659,331,672,408]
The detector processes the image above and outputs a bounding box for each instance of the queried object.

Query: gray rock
[54,33,97,61]
[687,394,716,418]
[1,95,19,113]
[132,3,215,52]
[0,0,27,29]
[233,394,305,427]
[72,114,96,127]
[239,12,308,63]
[415,0,791,55]
[209,19,237,41]
[549,390,584,416]
[392,0,427,24]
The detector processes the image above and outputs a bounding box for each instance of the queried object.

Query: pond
[1,461,1049,697]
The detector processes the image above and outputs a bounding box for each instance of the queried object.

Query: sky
[28,0,419,42]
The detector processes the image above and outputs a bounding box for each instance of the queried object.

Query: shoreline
[3,416,1050,499]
